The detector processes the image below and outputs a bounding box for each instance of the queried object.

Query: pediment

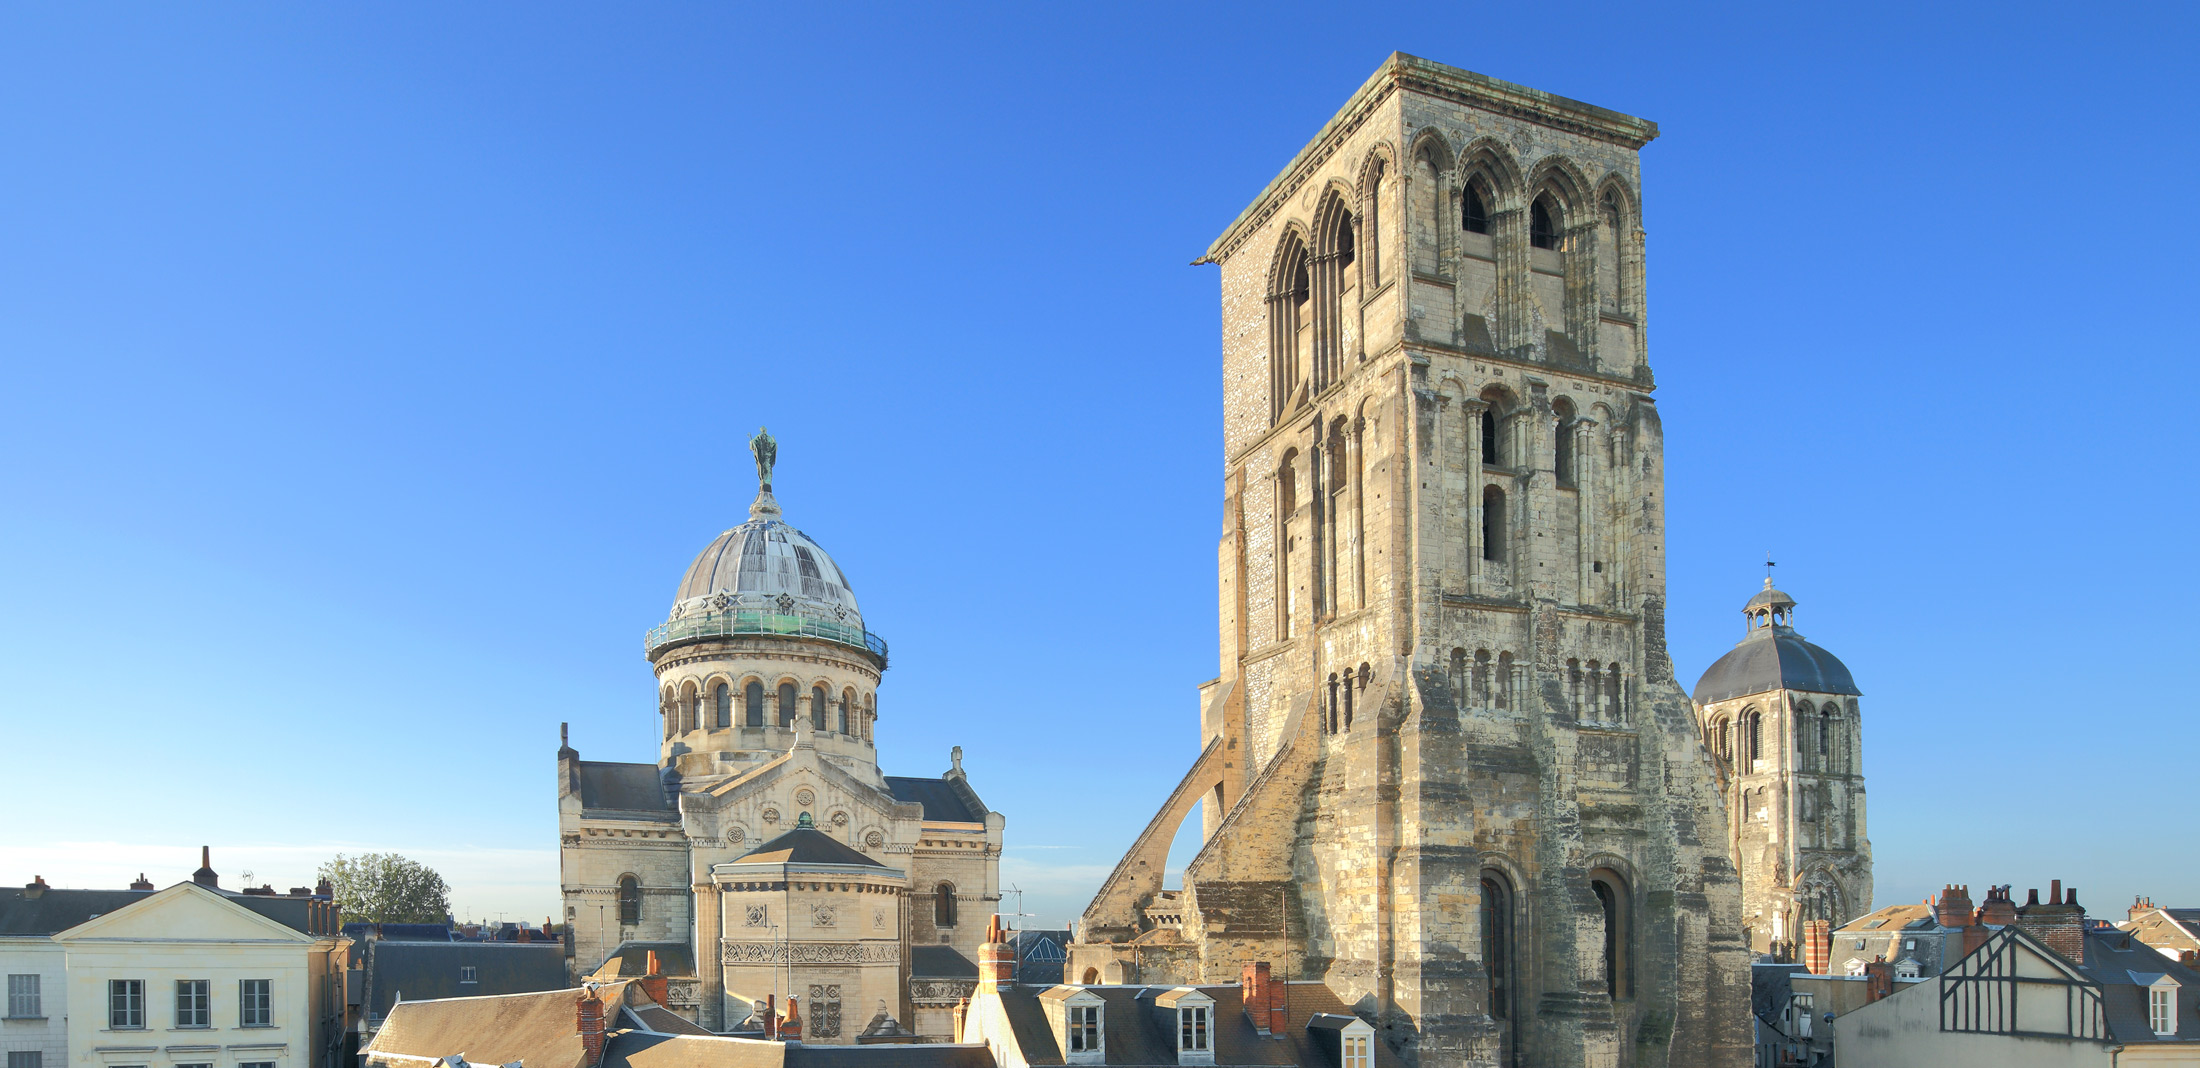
[55,883,310,943]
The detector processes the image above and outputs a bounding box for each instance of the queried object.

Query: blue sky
[3,3,2195,930]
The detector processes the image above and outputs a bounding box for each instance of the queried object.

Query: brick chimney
[1936,885,1974,929]
[2180,950,2198,970]
[780,994,803,1042]
[2014,880,2086,963]
[638,950,670,1006]
[192,846,219,888]
[763,994,777,1041]
[22,876,47,900]
[2132,896,2158,922]
[130,874,154,892]
[1801,920,1832,974]
[1241,962,1285,1034]
[1863,958,1894,1003]
[977,915,1015,990]
[1978,885,2017,926]
[577,985,607,1066]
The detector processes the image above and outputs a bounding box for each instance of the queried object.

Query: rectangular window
[459,966,477,983]
[175,1063,213,1068]
[8,1052,43,1068]
[108,978,144,1029]
[239,1062,276,1068]
[240,979,271,1027]
[6,973,39,1018]
[1068,1004,1098,1052]
[1344,1035,1370,1068]
[175,979,210,1028]
[1179,1006,1208,1051]
[2152,986,2175,1036]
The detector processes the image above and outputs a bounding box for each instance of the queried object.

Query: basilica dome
[644,471,884,663]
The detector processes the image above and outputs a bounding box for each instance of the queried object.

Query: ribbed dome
[668,490,861,626]
[1691,629,1860,705]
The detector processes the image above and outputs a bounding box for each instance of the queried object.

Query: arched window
[1589,868,1631,999]
[1269,238,1312,420]
[1480,405,1502,466]
[1530,195,1561,250]
[813,686,829,731]
[679,682,699,734]
[1278,451,1299,638]
[1082,967,1100,985]
[744,681,765,727]
[839,689,853,735]
[935,882,957,929]
[1819,711,1833,757]
[1567,659,1582,713]
[1746,709,1763,763]
[864,693,876,742]
[617,875,641,925]
[1449,648,1467,706]
[1597,189,1625,311]
[1482,486,1506,563]
[778,682,797,728]
[713,682,731,729]
[661,689,675,740]
[1481,873,1514,1020]
[1326,673,1340,734]
[1365,159,1386,287]
[1474,649,1492,707]
[1586,660,1602,714]
[1553,398,1577,485]
[1462,180,1491,235]
[1496,652,1514,710]
[1607,664,1624,721]
[1712,717,1732,760]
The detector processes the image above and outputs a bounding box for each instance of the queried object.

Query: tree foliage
[318,852,451,924]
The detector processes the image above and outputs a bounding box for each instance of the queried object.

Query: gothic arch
[1524,154,1594,215]
[1455,137,1524,205]
[1354,143,1397,200]
[1266,226,1315,421]
[1592,174,1638,223]
[1405,126,1455,173]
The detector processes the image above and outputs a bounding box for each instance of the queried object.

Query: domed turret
[1692,578,1857,705]
[645,429,887,784]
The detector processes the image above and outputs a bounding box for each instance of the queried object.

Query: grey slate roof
[1008,931,1072,987]
[735,827,886,868]
[580,761,676,814]
[910,945,978,979]
[2082,928,2200,1044]
[884,777,984,822]
[0,887,152,935]
[1692,627,1861,705]
[362,940,567,1022]
[989,982,1396,1068]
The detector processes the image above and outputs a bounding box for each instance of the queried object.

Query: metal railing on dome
[645,609,887,663]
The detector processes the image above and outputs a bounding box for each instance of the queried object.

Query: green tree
[318,852,451,924]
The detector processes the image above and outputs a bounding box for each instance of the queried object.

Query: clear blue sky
[4,3,2195,930]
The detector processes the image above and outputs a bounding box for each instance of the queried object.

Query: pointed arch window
[1462,181,1492,235]
[1530,195,1561,250]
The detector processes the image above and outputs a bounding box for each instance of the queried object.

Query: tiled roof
[884,777,984,823]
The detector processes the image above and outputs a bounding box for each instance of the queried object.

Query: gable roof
[884,777,983,823]
[733,827,885,868]
[53,882,317,943]
[368,980,637,1068]
[0,886,153,936]
[2083,928,2200,1044]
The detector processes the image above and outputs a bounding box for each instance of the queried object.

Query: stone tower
[1690,579,1870,961]
[1069,53,1750,1068]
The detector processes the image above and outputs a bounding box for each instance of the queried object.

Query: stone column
[1462,399,1488,596]
[695,878,725,1029]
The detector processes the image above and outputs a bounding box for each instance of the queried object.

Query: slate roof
[2082,928,2200,1044]
[592,940,698,980]
[884,777,984,823]
[1692,627,1860,705]
[911,946,978,980]
[361,940,567,1022]
[0,887,153,935]
[344,922,453,943]
[988,982,1396,1068]
[580,761,677,814]
[734,827,886,868]
[1009,931,1072,987]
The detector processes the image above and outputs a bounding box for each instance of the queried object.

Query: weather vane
[1765,552,1777,584]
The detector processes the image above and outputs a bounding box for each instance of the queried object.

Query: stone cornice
[1199,53,1657,267]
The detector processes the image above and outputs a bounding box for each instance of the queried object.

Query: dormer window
[1042,986,1106,1063]
[1344,1033,1371,1068]
[1070,1004,1100,1052]
[2151,976,2179,1036]
[1180,1004,1209,1052]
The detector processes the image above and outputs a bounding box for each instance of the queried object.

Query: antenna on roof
[1001,884,1039,983]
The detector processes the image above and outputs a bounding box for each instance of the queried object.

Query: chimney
[952,996,970,1042]
[2132,896,2158,922]
[1863,958,1895,1003]
[1801,920,1832,974]
[577,985,607,1066]
[131,874,154,892]
[780,994,803,1043]
[316,878,334,899]
[639,950,670,1007]
[2180,950,2198,970]
[22,876,47,900]
[764,994,777,1041]
[1241,961,1285,1034]
[1978,885,2017,926]
[977,915,1015,990]
[1961,913,1992,961]
[2015,880,2087,963]
[192,846,219,888]
[1936,885,1974,929]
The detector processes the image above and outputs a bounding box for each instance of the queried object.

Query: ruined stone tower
[1690,579,1871,961]
[1068,53,1751,1068]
